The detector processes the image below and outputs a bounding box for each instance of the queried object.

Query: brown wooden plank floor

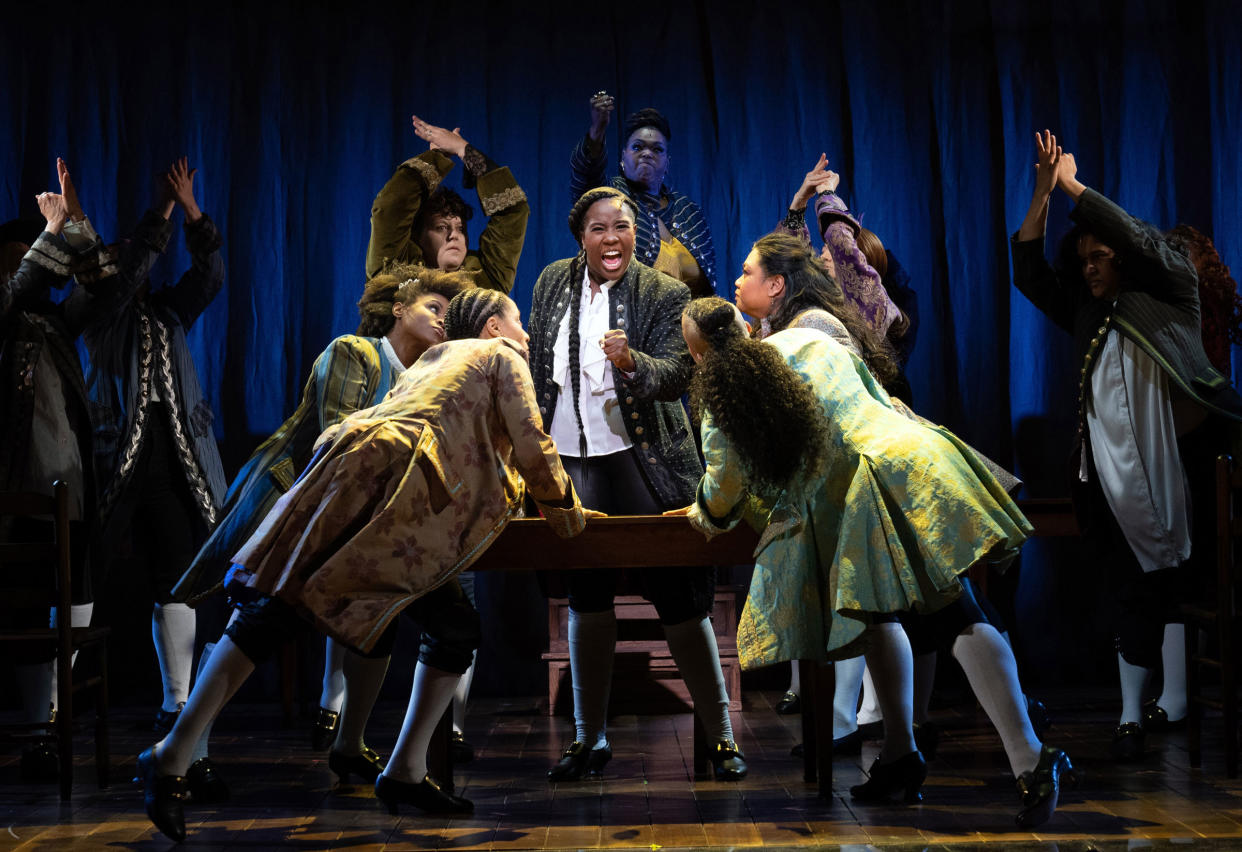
[2,688,1241,850]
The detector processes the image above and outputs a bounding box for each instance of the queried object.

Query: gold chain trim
[406,158,443,190]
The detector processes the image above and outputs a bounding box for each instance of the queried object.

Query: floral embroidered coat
[689,328,1032,669]
[230,337,585,653]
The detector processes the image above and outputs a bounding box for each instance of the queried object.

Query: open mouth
[601,250,624,272]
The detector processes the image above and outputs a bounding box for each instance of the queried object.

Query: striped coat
[570,135,717,297]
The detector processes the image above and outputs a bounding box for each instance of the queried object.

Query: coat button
[641,441,649,450]
[1098,326,1107,334]
[617,304,625,312]
[617,319,626,328]
[540,406,547,414]
[543,393,550,400]
[630,412,639,420]
[635,426,644,435]
[625,396,634,404]
[648,457,658,464]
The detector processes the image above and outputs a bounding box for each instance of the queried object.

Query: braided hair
[686,297,828,495]
[356,262,471,336]
[562,187,640,458]
[623,108,672,142]
[754,231,899,388]
[444,288,511,340]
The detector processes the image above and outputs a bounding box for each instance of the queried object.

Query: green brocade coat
[688,328,1034,668]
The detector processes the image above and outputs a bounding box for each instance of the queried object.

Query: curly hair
[686,297,828,496]
[1167,224,1242,375]
[356,263,472,337]
[754,231,900,388]
[412,186,474,245]
[444,288,511,340]
[623,108,672,142]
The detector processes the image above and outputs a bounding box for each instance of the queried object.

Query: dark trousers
[560,450,714,625]
[226,577,481,675]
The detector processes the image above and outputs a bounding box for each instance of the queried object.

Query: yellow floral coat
[231,338,584,653]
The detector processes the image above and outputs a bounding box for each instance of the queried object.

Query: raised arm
[465,146,529,294]
[812,182,899,336]
[569,92,614,204]
[154,159,225,328]
[1009,132,1076,331]
[365,114,457,278]
[1062,155,1197,300]
[1017,130,1063,242]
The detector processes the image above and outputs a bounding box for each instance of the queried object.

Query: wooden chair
[0,481,112,799]
[1183,454,1239,778]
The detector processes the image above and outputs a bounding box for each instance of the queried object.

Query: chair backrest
[1216,455,1242,623]
[0,481,72,618]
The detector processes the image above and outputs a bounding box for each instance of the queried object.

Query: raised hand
[1033,130,1061,199]
[36,190,69,235]
[588,91,615,143]
[412,114,467,159]
[791,154,840,210]
[58,158,84,223]
[164,157,202,222]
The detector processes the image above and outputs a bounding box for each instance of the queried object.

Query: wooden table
[433,500,1079,797]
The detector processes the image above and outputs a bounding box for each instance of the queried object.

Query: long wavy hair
[1168,224,1242,376]
[356,262,471,337]
[754,231,899,388]
[560,187,640,457]
[686,297,828,495]
[444,288,511,340]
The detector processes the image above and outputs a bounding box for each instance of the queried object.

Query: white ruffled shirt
[550,269,632,457]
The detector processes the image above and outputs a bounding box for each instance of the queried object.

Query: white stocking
[383,663,460,783]
[1118,652,1152,726]
[1156,622,1187,721]
[832,655,866,738]
[862,622,915,763]
[663,615,733,743]
[951,623,1041,776]
[319,637,347,714]
[155,635,255,776]
[452,656,476,734]
[569,608,616,749]
[334,650,391,755]
[152,602,196,712]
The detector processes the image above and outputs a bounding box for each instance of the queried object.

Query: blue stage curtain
[3,1,1238,679]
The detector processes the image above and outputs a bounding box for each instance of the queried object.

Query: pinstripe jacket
[1011,188,1242,439]
[570,135,717,298]
[173,334,400,603]
[528,257,701,509]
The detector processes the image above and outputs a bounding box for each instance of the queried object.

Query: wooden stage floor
[2,688,1241,850]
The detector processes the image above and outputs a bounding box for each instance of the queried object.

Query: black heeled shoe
[849,750,927,804]
[374,773,473,815]
[187,756,230,803]
[711,739,748,780]
[1109,722,1146,761]
[450,731,475,763]
[913,721,940,761]
[329,745,385,783]
[547,741,612,781]
[775,690,801,715]
[1141,699,1185,733]
[136,747,188,842]
[153,703,183,735]
[791,728,864,758]
[1015,744,1078,828]
[310,706,340,750]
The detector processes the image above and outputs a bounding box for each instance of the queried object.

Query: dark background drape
[3,1,1239,702]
